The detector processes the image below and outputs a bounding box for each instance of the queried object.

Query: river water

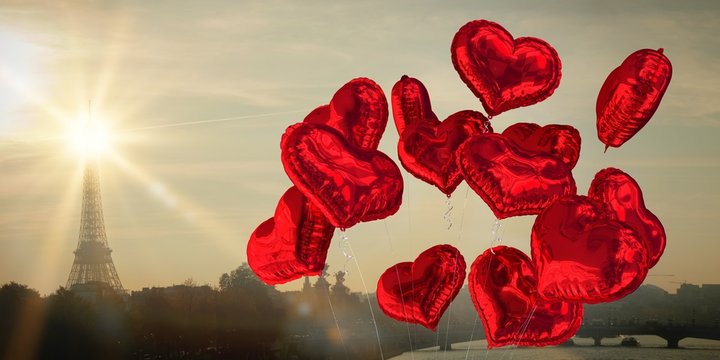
[390,336,720,359]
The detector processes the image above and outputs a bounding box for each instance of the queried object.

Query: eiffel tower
[66,150,124,293]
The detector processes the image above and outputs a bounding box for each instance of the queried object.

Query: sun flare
[66,117,114,158]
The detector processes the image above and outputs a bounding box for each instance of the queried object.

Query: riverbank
[391,336,720,359]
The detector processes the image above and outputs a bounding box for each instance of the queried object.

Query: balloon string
[384,220,415,360]
[324,284,349,359]
[489,219,503,254]
[405,172,413,238]
[465,316,478,360]
[441,260,462,358]
[457,186,470,242]
[338,231,352,275]
[441,188,470,357]
[435,321,442,355]
[443,195,454,230]
[503,305,538,360]
[346,242,385,360]
[476,219,506,359]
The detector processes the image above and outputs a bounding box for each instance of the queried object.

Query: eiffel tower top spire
[66,103,124,293]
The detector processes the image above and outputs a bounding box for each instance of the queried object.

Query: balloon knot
[658,48,664,54]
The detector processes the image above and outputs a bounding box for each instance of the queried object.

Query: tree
[216,263,286,358]
[219,263,268,293]
[38,288,101,359]
[313,264,331,293]
[331,271,349,297]
[0,282,42,358]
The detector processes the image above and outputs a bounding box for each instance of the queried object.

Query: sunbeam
[106,151,241,260]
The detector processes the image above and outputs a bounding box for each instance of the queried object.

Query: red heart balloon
[588,168,666,268]
[531,195,649,303]
[596,48,672,150]
[469,246,583,348]
[451,20,562,117]
[392,76,492,195]
[502,122,581,169]
[303,77,388,151]
[281,123,403,229]
[391,75,439,136]
[399,111,491,195]
[247,187,335,285]
[303,104,331,126]
[377,244,466,330]
[457,133,576,219]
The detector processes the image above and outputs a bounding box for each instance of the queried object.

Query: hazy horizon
[1,1,720,296]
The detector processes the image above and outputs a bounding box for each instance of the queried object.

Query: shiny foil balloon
[457,133,577,219]
[247,187,335,285]
[451,20,562,117]
[281,123,403,229]
[303,77,388,151]
[596,49,672,150]
[391,75,439,136]
[531,195,649,303]
[502,122,581,169]
[469,246,583,348]
[392,75,492,195]
[377,244,466,330]
[399,111,491,195]
[589,168,666,268]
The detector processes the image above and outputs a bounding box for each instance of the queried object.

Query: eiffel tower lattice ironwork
[66,160,124,292]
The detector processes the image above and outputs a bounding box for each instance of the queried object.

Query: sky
[0,0,719,296]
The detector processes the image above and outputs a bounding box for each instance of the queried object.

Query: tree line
[0,264,425,359]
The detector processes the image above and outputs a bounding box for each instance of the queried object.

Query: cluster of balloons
[246,18,671,348]
[248,78,403,284]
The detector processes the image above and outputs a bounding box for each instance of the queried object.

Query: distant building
[702,284,720,302]
[677,283,702,301]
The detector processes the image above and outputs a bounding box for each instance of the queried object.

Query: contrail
[121,108,311,132]
[0,108,312,145]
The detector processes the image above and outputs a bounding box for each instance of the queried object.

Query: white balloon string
[338,231,352,275]
[472,218,505,359]
[442,260,462,358]
[443,195,454,230]
[405,172,413,238]
[437,189,468,357]
[503,305,538,360]
[384,220,415,360]
[435,321,442,356]
[457,186,470,243]
[347,242,385,360]
[324,284,349,359]
[489,219,503,254]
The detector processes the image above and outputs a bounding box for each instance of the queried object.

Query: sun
[66,116,114,158]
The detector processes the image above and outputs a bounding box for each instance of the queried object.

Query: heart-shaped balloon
[281,123,403,229]
[399,111,491,195]
[247,187,335,285]
[502,122,581,169]
[377,244,466,330]
[303,77,388,151]
[392,75,492,195]
[451,20,562,117]
[391,75,439,136]
[457,133,576,219]
[469,246,583,348]
[588,168,666,268]
[531,195,649,303]
[596,48,672,150]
